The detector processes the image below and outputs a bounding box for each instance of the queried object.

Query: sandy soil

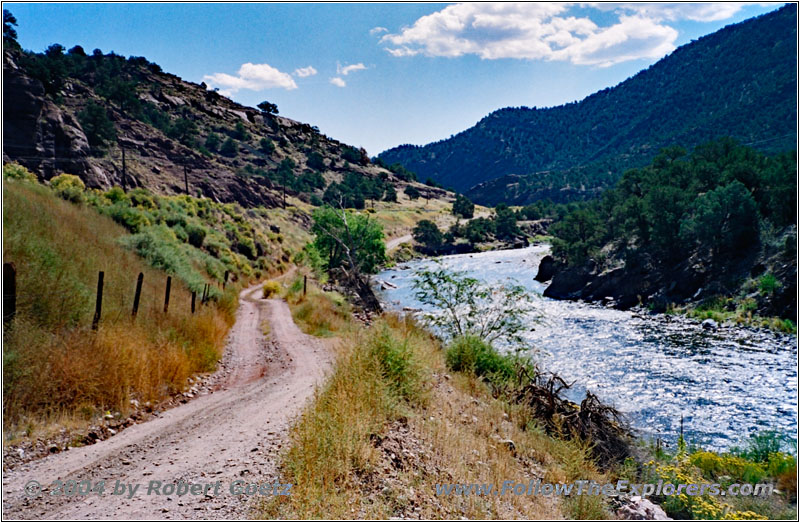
[2,284,332,519]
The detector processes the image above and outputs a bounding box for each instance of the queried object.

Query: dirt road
[2,284,332,519]
[386,233,413,251]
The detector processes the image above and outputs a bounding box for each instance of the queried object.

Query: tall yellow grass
[3,180,236,432]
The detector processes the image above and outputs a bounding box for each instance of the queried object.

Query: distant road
[386,234,413,251]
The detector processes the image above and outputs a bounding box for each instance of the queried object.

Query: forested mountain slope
[378,5,797,204]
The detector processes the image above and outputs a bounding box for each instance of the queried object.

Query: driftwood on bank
[506,366,633,468]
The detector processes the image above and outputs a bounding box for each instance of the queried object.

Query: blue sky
[7,2,784,155]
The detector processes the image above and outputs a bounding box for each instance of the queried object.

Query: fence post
[92,271,104,330]
[3,262,16,324]
[303,275,307,296]
[191,291,196,314]
[202,283,209,304]
[132,272,143,318]
[163,276,172,313]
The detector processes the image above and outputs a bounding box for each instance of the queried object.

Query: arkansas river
[374,245,797,451]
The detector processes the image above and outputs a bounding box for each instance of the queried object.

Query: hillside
[378,5,797,204]
[2,33,441,209]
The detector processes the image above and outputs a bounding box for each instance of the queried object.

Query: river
[374,245,797,451]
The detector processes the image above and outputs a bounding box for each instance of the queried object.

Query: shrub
[104,202,151,232]
[128,188,157,209]
[367,326,422,403]
[758,273,780,295]
[445,335,517,384]
[220,137,238,157]
[104,186,128,203]
[263,280,281,298]
[186,223,207,248]
[49,173,86,204]
[259,137,275,155]
[3,162,37,182]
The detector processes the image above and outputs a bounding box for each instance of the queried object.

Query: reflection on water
[375,245,797,450]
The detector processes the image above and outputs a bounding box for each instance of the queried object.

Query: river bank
[374,245,797,452]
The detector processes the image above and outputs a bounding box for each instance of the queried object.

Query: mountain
[2,41,423,209]
[378,5,797,205]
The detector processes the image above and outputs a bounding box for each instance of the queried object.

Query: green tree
[680,180,759,258]
[204,132,221,152]
[234,121,249,141]
[220,137,238,157]
[259,137,275,155]
[257,101,279,115]
[383,185,397,202]
[452,194,475,219]
[404,185,420,200]
[311,206,386,275]
[465,217,495,243]
[3,9,20,50]
[307,151,326,170]
[412,220,443,251]
[494,204,521,240]
[550,208,604,264]
[78,101,116,153]
[413,264,536,347]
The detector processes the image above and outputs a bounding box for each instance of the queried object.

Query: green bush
[445,335,517,384]
[368,326,422,403]
[3,162,37,182]
[263,280,281,298]
[186,223,207,248]
[104,201,151,232]
[128,188,156,209]
[104,186,128,203]
[118,224,207,293]
[758,273,780,295]
[49,174,86,204]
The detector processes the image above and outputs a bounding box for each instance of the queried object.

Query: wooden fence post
[132,272,143,318]
[191,291,196,314]
[303,275,307,296]
[163,276,172,313]
[3,262,16,324]
[92,271,104,330]
[202,283,209,304]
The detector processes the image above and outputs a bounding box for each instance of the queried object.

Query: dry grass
[3,180,237,439]
[260,309,611,519]
[284,276,352,338]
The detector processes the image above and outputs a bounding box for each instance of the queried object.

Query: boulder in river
[534,255,556,282]
[701,318,718,331]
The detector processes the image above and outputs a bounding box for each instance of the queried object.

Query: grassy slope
[260,288,610,519]
[2,179,240,438]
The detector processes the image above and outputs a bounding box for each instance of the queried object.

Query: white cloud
[330,77,346,87]
[380,2,748,66]
[294,65,318,77]
[204,62,297,93]
[595,3,745,22]
[370,26,389,36]
[337,62,367,75]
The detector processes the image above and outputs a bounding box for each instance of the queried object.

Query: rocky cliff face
[544,227,797,321]
[2,50,403,209]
